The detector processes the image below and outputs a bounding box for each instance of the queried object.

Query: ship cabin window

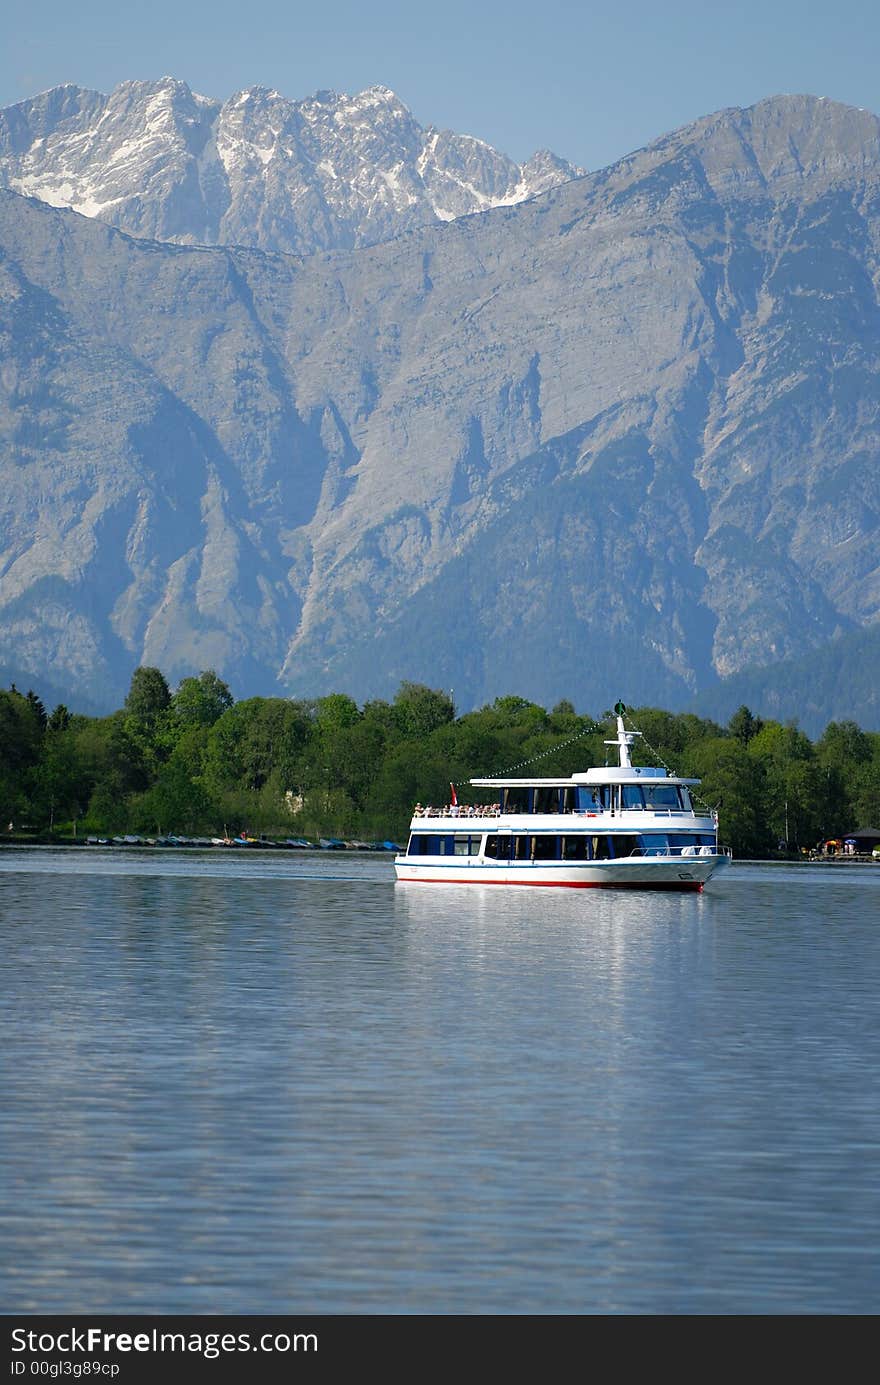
[586,834,637,858]
[621,785,645,810]
[487,834,570,859]
[638,832,716,855]
[640,833,670,856]
[481,833,647,861]
[507,835,565,859]
[531,835,559,860]
[610,835,637,857]
[487,835,536,861]
[407,833,448,854]
[562,836,589,860]
[642,783,683,810]
[534,786,562,815]
[502,787,531,814]
[407,834,482,856]
[453,835,481,856]
[573,786,605,812]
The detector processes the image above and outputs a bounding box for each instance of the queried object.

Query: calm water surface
[1,848,878,1314]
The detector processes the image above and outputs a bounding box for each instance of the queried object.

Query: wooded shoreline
[2,667,878,860]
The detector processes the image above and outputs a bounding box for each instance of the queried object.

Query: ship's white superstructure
[394,704,731,890]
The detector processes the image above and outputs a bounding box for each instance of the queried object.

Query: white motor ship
[394,704,731,890]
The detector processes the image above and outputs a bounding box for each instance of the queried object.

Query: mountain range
[0,78,581,257]
[0,84,879,733]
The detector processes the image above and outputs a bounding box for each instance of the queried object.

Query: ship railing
[624,844,732,859]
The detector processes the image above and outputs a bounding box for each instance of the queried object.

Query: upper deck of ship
[470,709,698,788]
[469,766,700,787]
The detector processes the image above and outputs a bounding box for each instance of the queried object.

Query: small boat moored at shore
[395,703,731,890]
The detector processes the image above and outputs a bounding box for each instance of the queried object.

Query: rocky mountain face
[1,93,879,724]
[0,79,582,256]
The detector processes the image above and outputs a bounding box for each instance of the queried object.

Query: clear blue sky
[5,0,879,170]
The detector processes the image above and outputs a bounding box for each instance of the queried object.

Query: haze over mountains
[0,83,879,732]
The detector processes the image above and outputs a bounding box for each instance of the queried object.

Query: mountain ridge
[0,77,583,257]
[1,92,879,726]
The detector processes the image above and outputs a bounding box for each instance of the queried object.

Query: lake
[1,848,878,1314]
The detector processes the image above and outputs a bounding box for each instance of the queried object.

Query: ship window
[532,834,560,860]
[643,784,682,809]
[638,832,716,854]
[452,835,482,856]
[639,833,670,855]
[668,833,700,850]
[420,835,455,854]
[591,835,610,859]
[503,787,530,814]
[485,835,503,859]
[622,785,644,809]
[534,787,561,814]
[513,836,531,860]
[413,834,447,854]
[563,836,588,860]
[575,786,604,812]
[610,835,637,858]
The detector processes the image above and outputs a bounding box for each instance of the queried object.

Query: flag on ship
[450,783,458,806]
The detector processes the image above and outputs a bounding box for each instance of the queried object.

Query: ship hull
[394,855,725,889]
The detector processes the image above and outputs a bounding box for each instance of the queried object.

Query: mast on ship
[604,700,642,769]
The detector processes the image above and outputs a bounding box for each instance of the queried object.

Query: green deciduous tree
[393,682,455,738]
[133,756,216,837]
[204,698,313,796]
[172,670,234,728]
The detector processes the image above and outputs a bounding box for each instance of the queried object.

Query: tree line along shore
[1,668,879,859]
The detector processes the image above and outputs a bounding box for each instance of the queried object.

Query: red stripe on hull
[395,876,704,891]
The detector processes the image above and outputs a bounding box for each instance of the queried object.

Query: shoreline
[1,837,877,866]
